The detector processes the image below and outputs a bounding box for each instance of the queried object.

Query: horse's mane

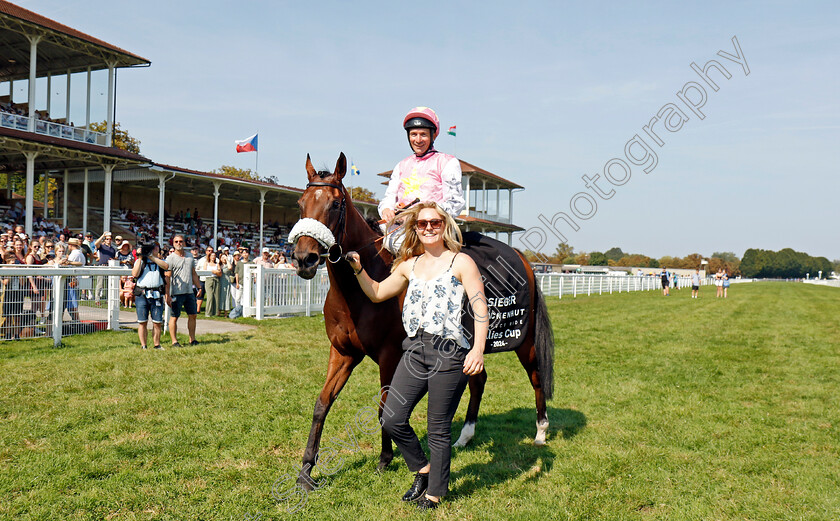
[364,217,382,234]
[314,169,384,236]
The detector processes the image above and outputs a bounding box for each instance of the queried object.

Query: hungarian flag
[447,125,456,136]
[235,133,258,153]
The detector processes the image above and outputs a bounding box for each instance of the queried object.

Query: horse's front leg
[298,346,361,491]
[454,369,487,448]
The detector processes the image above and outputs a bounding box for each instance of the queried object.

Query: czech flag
[235,133,258,153]
[447,125,456,136]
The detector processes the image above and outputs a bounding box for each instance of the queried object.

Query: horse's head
[289,152,348,279]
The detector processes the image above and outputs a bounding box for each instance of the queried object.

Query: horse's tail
[534,283,555,400]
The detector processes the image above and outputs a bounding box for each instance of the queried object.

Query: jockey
[379,107,466,253]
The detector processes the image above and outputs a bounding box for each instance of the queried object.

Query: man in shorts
[165,234,203,347]
[691,268,701,299]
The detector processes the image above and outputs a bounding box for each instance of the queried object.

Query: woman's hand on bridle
[346,251,361,273]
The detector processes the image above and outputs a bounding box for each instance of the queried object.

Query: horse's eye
[331,200,340,210]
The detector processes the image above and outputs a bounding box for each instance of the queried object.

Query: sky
[10,0,840,260]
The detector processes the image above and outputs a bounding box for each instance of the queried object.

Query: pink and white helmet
[403,106,440,139]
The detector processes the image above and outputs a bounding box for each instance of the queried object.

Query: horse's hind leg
[298,346,361,490]
[454,369,487,447]
[516,342,549,445]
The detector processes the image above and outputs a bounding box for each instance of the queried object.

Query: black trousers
[382,330,469,497]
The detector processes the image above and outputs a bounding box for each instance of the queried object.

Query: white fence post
[52,274,64,347]
[305,278,312,317]
[255,265,265,320]
[242,265,254,318]
[107,260,120,330]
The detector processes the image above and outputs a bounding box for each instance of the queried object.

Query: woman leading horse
[289,152,554,505]
[347,202,487,510]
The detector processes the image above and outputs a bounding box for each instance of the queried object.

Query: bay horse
[290,152,554,489]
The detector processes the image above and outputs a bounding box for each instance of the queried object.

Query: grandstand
[0,0,378,249]
[2,0,519,250]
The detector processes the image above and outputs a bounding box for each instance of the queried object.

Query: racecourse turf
[0,282,838,520]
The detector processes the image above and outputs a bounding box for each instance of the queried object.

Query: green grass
[1,283,839,520]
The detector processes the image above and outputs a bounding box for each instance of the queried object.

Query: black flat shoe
[416,496,439,510]
[401,472,429,502]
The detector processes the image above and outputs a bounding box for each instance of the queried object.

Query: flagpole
[255,130,259,178]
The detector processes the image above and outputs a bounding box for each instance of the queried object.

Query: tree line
[740,248,832,279]
[525,244,838,279]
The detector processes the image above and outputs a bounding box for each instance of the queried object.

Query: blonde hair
[391,202,462,272]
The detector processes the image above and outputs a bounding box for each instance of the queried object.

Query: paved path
[118,309,256,334]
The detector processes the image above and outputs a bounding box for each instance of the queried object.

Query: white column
[26,35,41,131]
[508,189,514,223]
[85,67,91,129]
[496,186,501,219]
[82,168,89,234]
[43,171,49,218]
[62,169,69,227]
[24,151,38,236]
[105,63,115,147]
[65,68,71,122]
[46,72,51,114]
[158,172,166,245]
[212,181,221,248]
[482,180,487,216]
[463,175,471,217]
[259,190,266,249]
[102,164,114,231]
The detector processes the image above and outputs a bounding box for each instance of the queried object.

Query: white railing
[0,265,130,346]
[534,273,708,298]
[0,112,107,145]
[240,265,329,319]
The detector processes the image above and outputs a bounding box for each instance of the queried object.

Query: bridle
[305,181,347,264]
[290,180,388,266]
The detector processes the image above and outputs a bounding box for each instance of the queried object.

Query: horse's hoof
[376,456,393,473]
[297,475,315,492]
[534,419,549,446]
[453,421,475,448]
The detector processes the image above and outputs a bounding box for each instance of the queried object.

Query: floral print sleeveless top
[402,253,469,350]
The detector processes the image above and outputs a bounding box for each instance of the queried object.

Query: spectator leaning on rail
[378,107,465,254]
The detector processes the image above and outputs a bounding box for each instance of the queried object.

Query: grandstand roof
[0,125,148,171]
[376,157,523,189]
[145,162,378,212]
[458,215,524,233]
[0,0,150,82]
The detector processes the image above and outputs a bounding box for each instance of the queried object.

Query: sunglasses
[415,219,444,230]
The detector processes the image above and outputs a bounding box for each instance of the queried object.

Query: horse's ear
[334,152,347,181]
[305,154,317,181]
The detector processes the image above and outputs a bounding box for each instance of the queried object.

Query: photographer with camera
[132,242,169,350]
